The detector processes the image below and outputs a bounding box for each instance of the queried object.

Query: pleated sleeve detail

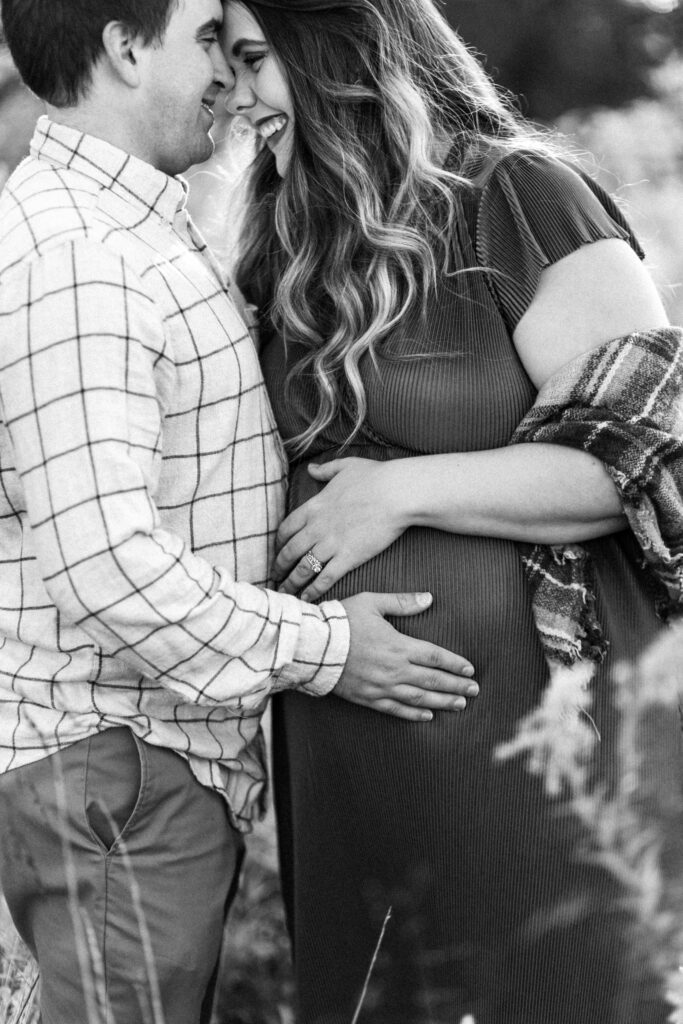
[475,150,645,332]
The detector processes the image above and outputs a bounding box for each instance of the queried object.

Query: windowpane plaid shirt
[0,117,349,830]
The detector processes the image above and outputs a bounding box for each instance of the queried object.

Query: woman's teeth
[258,116,287,139]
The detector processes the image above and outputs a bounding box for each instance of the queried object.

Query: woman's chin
[272,139,293,178]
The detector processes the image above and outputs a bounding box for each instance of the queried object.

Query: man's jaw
[201,93,219,126]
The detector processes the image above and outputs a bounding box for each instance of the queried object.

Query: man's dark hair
[1,0,179,106]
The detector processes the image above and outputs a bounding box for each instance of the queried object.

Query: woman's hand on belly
[274,435,627,606]
[274,457,409,601]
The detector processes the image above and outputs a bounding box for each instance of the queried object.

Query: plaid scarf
[512,326,683,667]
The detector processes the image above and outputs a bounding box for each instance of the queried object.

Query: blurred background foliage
[446,0,683,120]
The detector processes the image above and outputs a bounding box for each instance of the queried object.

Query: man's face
[135,0,229,175]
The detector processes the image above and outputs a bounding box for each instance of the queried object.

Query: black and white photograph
[0,2,682,1022]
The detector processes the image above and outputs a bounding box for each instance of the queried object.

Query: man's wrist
[271,598,350,696]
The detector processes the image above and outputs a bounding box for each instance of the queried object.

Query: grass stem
[350,905,392,1024]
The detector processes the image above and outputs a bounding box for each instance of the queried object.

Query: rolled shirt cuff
[271,598,350,696]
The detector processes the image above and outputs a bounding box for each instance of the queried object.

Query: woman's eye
[243,52,266,70]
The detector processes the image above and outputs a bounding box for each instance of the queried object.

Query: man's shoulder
[1,157,97,265]
[0,156,150,282]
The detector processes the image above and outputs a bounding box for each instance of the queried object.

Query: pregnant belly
[288,454,546,683]
[322,525,546,685]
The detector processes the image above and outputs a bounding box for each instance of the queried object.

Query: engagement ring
[304,551,324,574]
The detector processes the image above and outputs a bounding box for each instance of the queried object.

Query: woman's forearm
[276,446,625,600]
[393,443,625,544]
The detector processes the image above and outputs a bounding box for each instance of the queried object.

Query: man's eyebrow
[196,17,222,36]
[230,37,267,57]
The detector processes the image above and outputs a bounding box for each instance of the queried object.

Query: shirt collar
[30,115,189,225]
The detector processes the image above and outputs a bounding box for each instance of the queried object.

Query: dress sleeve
[475,150,645,332]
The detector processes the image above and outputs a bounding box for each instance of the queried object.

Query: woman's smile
[256,113,288,144]
[222,3,295,176]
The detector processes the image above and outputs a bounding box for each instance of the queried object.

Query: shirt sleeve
[0,239,349,709]
[475,150,645,333]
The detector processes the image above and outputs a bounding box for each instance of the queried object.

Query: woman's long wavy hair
[233,0,553,455]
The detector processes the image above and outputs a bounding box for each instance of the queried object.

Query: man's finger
[393,685,469,710]
[403,638,476,679]
[369,591,433,617]
[372,700,434,722]
[391,664,478,698]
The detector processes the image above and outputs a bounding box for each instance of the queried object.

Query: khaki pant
[0,728,243,1024]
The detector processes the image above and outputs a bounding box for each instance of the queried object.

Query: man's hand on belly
[335,591,479,721]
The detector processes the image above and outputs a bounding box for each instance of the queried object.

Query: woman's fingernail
[452,698,467,710]
[462,664,475,677]
[466,684,479,697]
[416,592,432,608]
[420,710,433,721]
[301,591,310,602]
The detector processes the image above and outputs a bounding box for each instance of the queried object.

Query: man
[0,1,477,1021]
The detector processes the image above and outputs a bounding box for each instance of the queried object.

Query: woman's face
[222,3,295,177]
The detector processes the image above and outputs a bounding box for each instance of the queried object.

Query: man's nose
[212,46,231,91]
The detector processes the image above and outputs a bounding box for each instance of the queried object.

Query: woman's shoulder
[477,144,584,188]
[470,142,644,331]
[475,143,641,255]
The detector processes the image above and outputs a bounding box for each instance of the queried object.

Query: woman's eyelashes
[242,51,267,70]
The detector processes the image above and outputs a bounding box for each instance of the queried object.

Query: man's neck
[45,101,156,172]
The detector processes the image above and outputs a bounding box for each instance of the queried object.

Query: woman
[222,1,683,1021]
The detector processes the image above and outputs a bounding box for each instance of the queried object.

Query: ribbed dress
[261,152,678,1024]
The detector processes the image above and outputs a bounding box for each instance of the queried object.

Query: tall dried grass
[0,899,38,1024]
[497,624,683,1022]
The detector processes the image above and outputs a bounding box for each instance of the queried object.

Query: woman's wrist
[386,456,447,532]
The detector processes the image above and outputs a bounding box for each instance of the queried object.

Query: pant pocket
[84,728,143,853]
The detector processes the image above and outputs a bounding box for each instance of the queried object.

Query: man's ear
[101,21,142,88]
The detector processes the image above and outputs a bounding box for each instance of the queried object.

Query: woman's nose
[224,77,256,116]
